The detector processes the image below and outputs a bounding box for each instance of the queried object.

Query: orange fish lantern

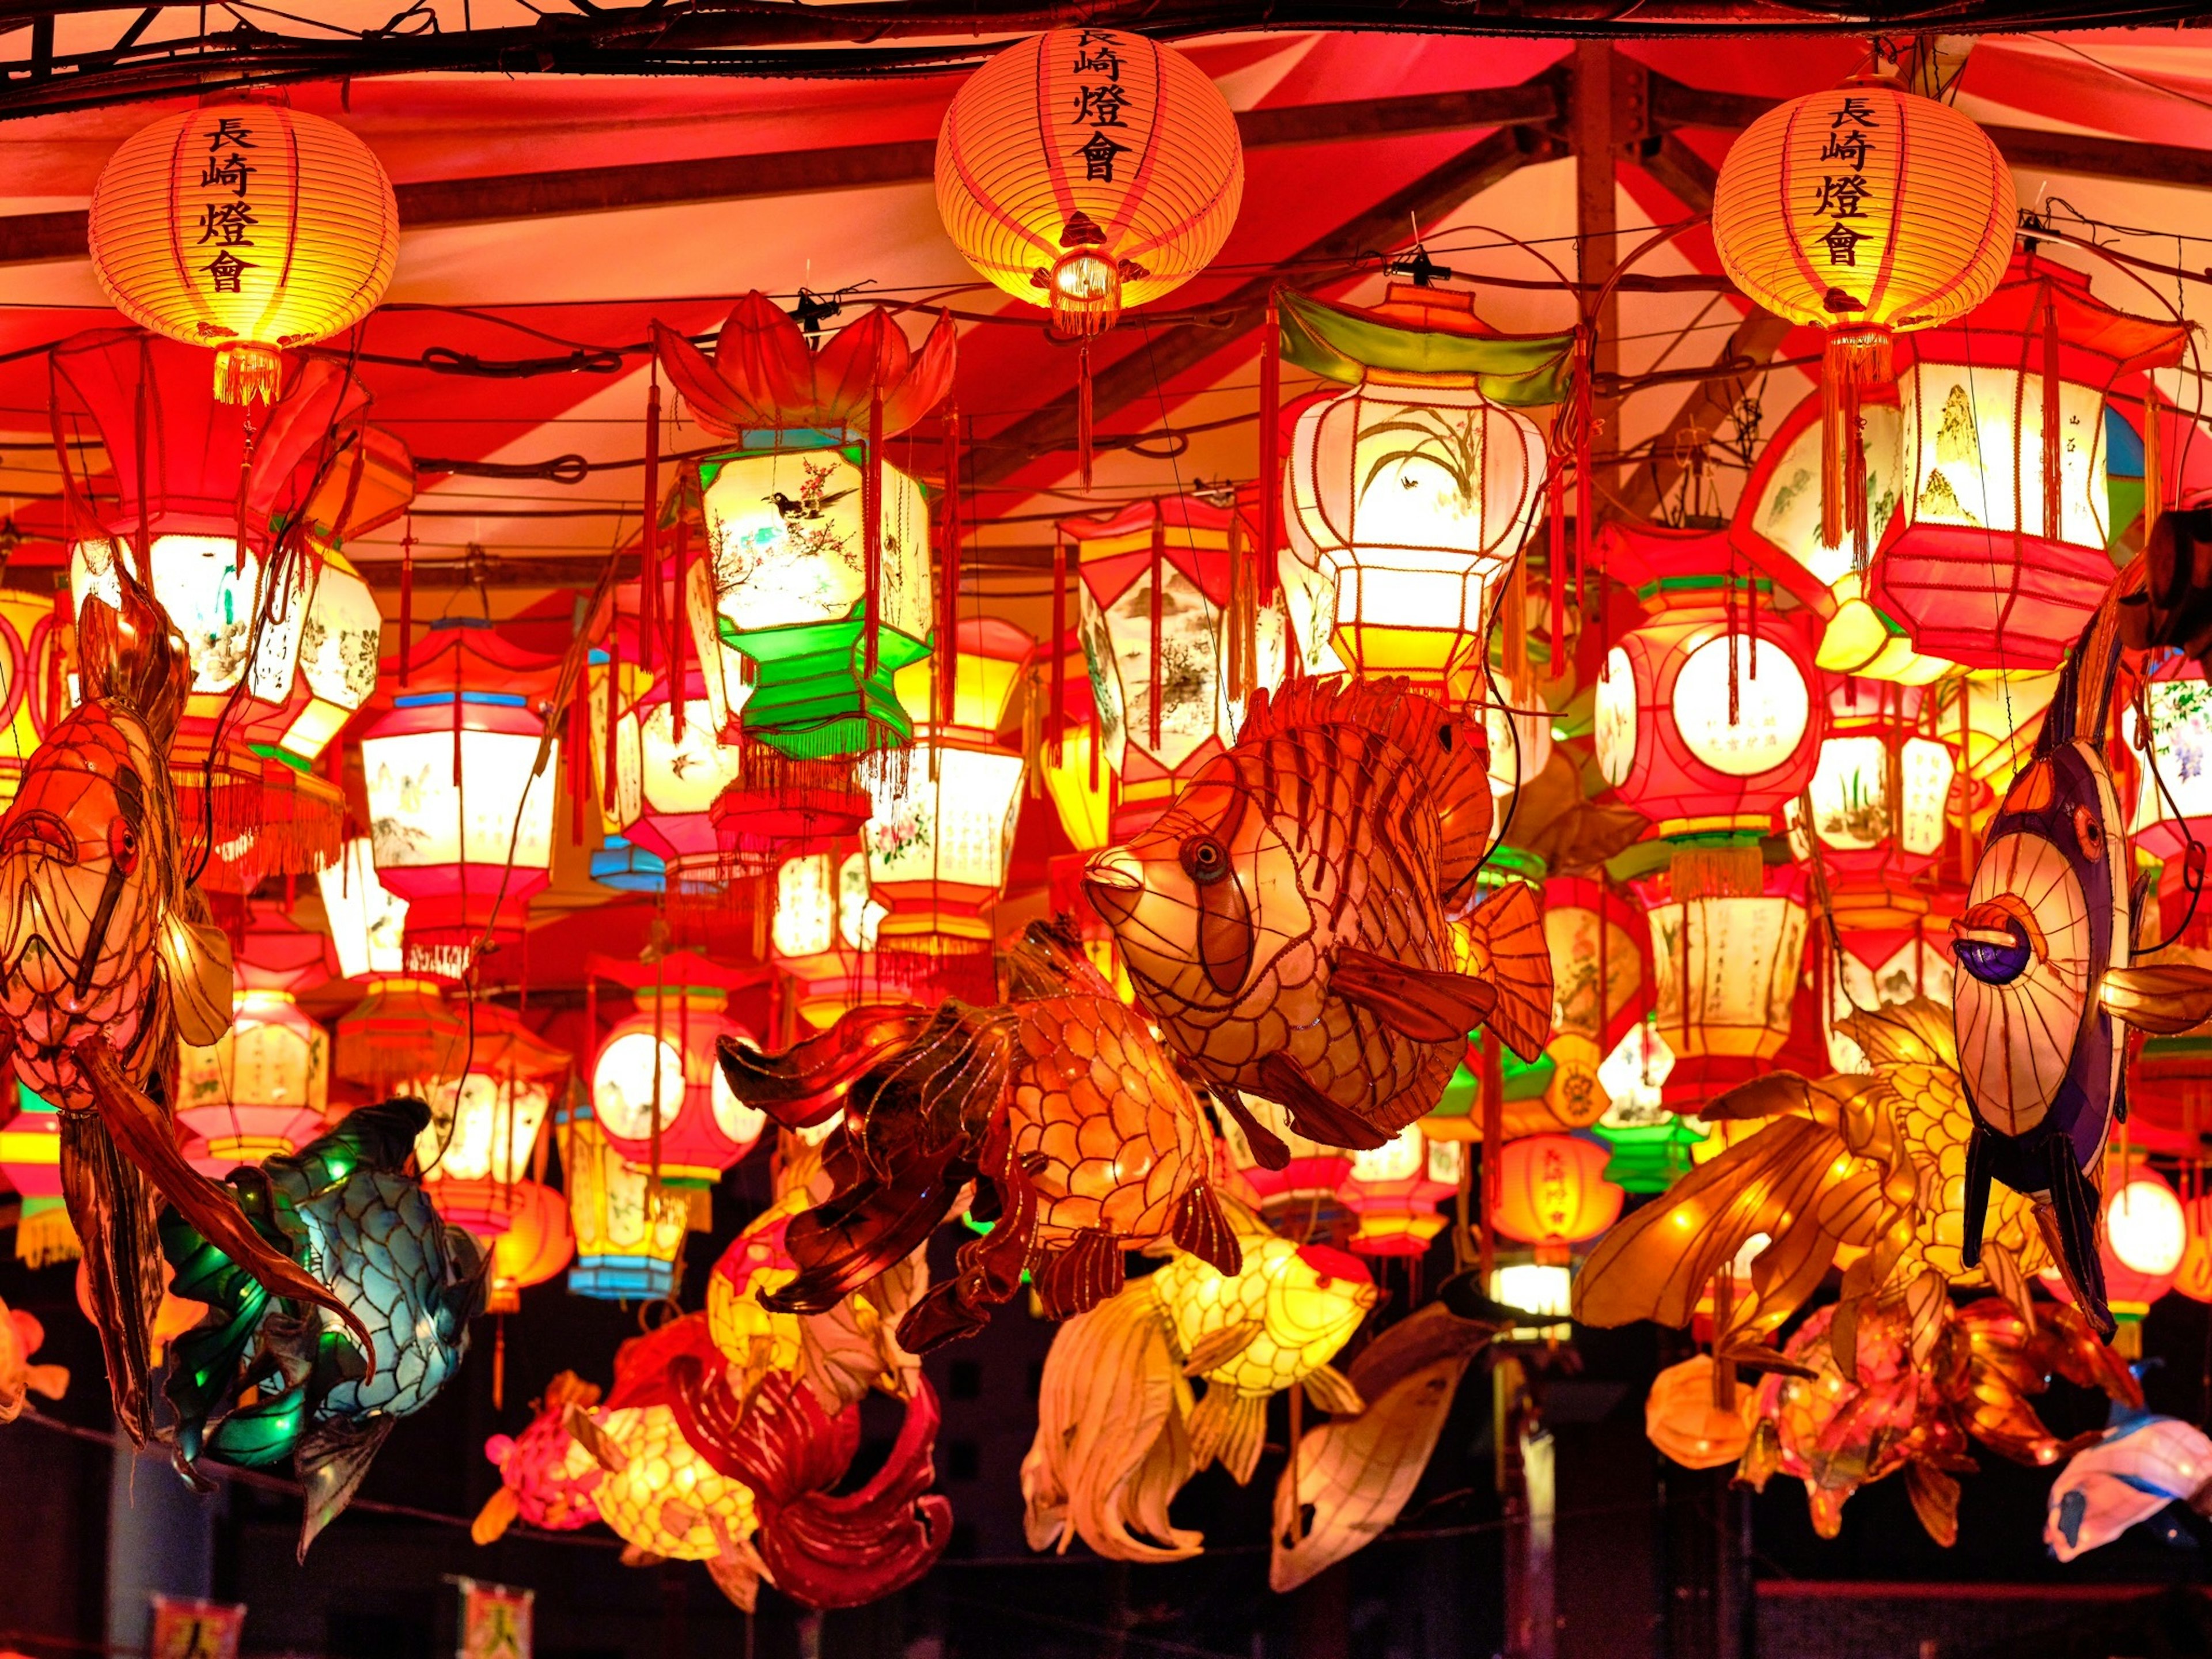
[358,624,565,976]
[589,953,766,1212]
[718,921,1235,1347]
[0,1291,67,1422]
[473,1372,605,1543]
[1868,255,2189,671]
[0,575,362,1440]
[1086,676,1552,1152]
[1061,493,1259,839]
[54,330,403,893]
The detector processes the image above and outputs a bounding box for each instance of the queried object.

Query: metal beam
[0,81,1561,267]
[968,123,1567,490]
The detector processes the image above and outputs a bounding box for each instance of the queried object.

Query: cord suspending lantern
[935,28,1243,337]
[88,101,399,404]
[1712,79,2015,558]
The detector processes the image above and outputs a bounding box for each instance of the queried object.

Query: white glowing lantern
[1597,1021,1675,1124]
[2131,671,2212,863]
[772,853,838,959]
[1821,931,1955,1075]
[2110,1177,2188,1280]
[590,968,765,1196]
[316,838,408,981]
[1340,1124,1463,1257]
[1490,1262,1573,1342]
[177,987,330,1173]
[1641,869,1810,1070]
[1283,380,1546,698]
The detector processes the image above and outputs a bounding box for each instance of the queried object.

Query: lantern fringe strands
[935,29,1243,339]
[1711,74,2016,560]
[87,98,399,404]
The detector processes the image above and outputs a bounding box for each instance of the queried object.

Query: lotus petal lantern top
[935,29,1244,334]
[653,294,955,441]
[88,102,399,404]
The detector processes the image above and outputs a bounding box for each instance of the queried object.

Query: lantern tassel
[669,510,690,744]
[1077,343,1095,493]
[399,517,414,688]
[2041,285,2063,542]
[602,626,621,814]
[1259,291,1282,608]
[1820,325,1891,567]
[941,404,964,730]
[1148,503,1165,754]
[640,370,662,675]
[2147,384,2166,547]
[1050,534,1068,765]
[1546,470,1566,673]
[865,388,884,679]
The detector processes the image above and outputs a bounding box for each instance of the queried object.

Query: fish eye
[2073,805,2104,862]
[107,817,138,874]
[1180,835,1230,886]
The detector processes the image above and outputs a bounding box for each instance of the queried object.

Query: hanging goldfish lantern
[1276,285,1567,698]
[358,624,565,976]
[1591,1022,1707,1195]
[1337,1122,1464,1257]
[1869,254,2189,671]
[405,1003,569,1244]
[721,921,1234,1346]
[162,1100,486,1555]
[176,918,333,1175]
[474,1373,606,1544]
[0,1082,73,1267]
[866,618,1035,1000]
[654,293,948,773]
[0,1291,67,1422]
[768,846,888,1031]
[558,1094,690,1302]
[1062,493,1256,839]
[1539,875,1646,1131]
[1492,1134,1623,1263]
[935,29,1242,338]
[1712,78,2014,557]
[1785,676,1961,1072]
[589,954,766,1215]
[54,331,403,891]
[1596,525,1820,1101]
[88,100,398,404]
[1086,677,1552,1152]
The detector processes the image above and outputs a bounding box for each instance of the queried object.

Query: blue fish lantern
[1955,612,2212,1338]
[161,1098,487,1555]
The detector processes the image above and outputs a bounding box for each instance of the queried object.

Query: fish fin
[295,1413,395,1560]
[1253,1054,1390,1151]
[1181,1319,1264,1377]
[1980,1238,2038,1333]
[1187,1385,1266,1486]
[159,910,235,1048]
[1301,1363,1366,1418]
[715,1005,930,1129]
[1213,1085,1290,1171]
[897,1126,1036,1353]
[58,1108,160,1442]
[1034,1229,1124,1321]
[10,1307,41,1355]
[1005,918,1116,1002]
[567,1403,630,1475]
[2040,1140,2116,1340]
[1959,1125,1993,1270]
[2102,963,2212,1033]
[471,1486,520,1547]
[1331,945,1497,1045]
[1457,882,1553,1062]
[72,1035,375,1365]
[1906,1462,1961,1548]
[1171,1183,1242,1278]
[24,1363,67,1402]
[289,1097,431,1190]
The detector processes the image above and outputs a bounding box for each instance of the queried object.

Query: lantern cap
[587,950,758,995]
[652,296,956,444]
[1275,286,1574,402]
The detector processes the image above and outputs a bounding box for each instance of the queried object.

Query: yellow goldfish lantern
[593,1403,760,1562]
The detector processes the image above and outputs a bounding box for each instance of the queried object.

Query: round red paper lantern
[1492,1134,1623,1263]
[936,29,1243,335]
[89,101,398,403]
[590,959,765,1198]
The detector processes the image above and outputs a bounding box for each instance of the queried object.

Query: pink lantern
[589,953,766,1207]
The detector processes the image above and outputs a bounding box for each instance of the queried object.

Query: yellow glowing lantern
[1149,1226,1376,1399]
[1490,1262,1574,1342]
[1713,79,2014,551]
[935,29,1243,335]
[177,987,329,1173]
[0,589,62,816]
[1281,285,1554,698]
[89,101,399,403]
[558,1097,690,1304]
[1493,1134,1624,1264]
[1646,1355,1755,1470]
[1638,862,1811,1101]
[770,848,886,1030]
[1540,876,1645,1131]
[2174,1198,2212,1306]
[316,838,408,982]
[593,1404,759,1562]
[1338,1124,1464,1257]
[869,619,1033,991]
[401,1005,568,1243]
[590,957,766,1198]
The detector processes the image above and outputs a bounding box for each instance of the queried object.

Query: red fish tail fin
[56,1107,161,1442]
[715,1003,929,1129]
[76,575,189,751]
[1460,881,1552,1062]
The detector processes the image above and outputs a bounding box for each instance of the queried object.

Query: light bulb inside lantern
[1490,1262,1573,1342]
[2109,1177,2188,1278]
[1049,248,1121,333]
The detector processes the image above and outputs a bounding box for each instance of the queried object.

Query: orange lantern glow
[89,101,399,403]
[1646,1355,1755,1471]
[558,1095,691,1304]
[482,1179,575,1315]
[1492,1134,1623,1264]
[1338,1123,1463,1257]
[1712,79,2014,552]
[2174,1196,2212,1305]
[935,29,1243,335]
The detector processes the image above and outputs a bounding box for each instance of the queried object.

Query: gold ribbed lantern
[935,29,1243,335]
[89,101,399,403]
[1713,81,2014,552]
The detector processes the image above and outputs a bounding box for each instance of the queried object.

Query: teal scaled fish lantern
[161,1097,486,1554]
[654,293,953,768]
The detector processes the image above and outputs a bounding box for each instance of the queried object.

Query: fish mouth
[0,811,75,865]
[1081,850,1143,923]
